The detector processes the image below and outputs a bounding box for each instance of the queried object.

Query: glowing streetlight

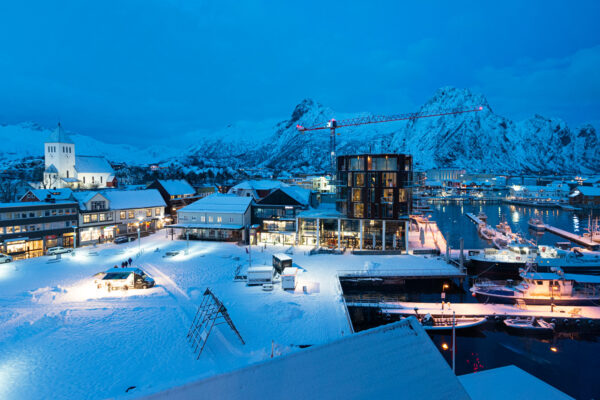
[136,216,143,252]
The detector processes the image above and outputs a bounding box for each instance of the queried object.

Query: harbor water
[347,202,600,399]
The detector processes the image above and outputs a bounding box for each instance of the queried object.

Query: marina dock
[465,212,484,225]
[345,297,600,322]
[544,224,600,250]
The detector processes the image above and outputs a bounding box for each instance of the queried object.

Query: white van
[47,246,72,256]
[97,268,156,291]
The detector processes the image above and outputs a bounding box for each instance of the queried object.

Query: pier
[465,212,484,225]
[544,224,600,250]
[345,297,600,321]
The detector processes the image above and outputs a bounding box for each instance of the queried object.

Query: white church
[43,123,116,189]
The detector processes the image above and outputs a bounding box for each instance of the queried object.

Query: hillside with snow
[2,87,598,175]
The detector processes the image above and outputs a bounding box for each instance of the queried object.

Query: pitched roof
[48,122,73,144]
[103,189,166,210]
[157,179,195,195]
[230,180,289,191]
[44,164,58,173]
[75,156,114,174]
[28,188,74,201]
[144,318,470,400]
[576,186,600,197]
[179,193,252,214]
[279,186,311,205]
[73,189,166,210]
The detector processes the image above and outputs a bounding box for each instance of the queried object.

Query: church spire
[49,122,74,143]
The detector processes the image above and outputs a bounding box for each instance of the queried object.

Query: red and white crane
[296,106,483,170]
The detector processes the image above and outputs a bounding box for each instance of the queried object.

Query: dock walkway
[544,225,600,250]
[345,298,600,321]
[465,213,483,225]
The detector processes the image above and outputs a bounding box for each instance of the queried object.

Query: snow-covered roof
[169,223,244,230]
[44,164,58,173]
[48,123,73,144]
[27,188,74,201]
[296,203,343,219]
[145,318,470,400]
[279,186,311,205]
[179,194,252,214]
[230,180,289,191]
[104,189,166,210]
[459,365,572,400]
[74,189,165,210]
[575,186,600,197]
[0,200,76,209]
[157,180,195,196]
[75,156,114,174]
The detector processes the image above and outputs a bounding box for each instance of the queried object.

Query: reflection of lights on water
[550,346,558,353]
[573,215,580,232]
[498,207,501,217]
[512,211,520,223]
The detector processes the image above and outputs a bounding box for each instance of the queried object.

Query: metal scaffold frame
[187,288,245,360]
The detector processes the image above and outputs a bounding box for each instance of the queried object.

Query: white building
[173,194,252,242]
[228,180,288,201]
[73,189,166,244]
[43,123,116,190]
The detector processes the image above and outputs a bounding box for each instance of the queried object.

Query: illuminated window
[354,203,364,218]
[352,188,362,202]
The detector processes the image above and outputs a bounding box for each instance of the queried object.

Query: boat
[477,211,488,222]
[492,235,511,249]
[527,217,546,232]
[469,244,600,278]
[470,268,600,306]
[503,317,555,334]
[415,313,487,331]
[496,220,512,235]
[478,224,496,241]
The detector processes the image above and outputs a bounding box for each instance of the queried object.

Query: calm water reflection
[428,202,599,249]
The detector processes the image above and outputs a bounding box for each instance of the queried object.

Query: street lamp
[441,283,450,310]
[72,225,78,254]
[136,216,143,252]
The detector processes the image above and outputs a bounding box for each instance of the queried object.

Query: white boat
[478,223,496,241]
[492,235,511,249]
[528,217,546,232]
[503,317,555,334]
[471,267,600,306]
[416,313,487,331]
[496,221,512,235]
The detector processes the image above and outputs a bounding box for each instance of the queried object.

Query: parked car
[163,250,180,258]
[0,254,13,263]
[95,267,155,291]
[47,246,72,256]
[114,236,132,244]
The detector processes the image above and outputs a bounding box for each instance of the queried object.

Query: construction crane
[296,106,483,170]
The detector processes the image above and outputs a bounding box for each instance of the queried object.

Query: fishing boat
[415,313,487,331]
[503,317,555,334]
[492,234,511,249]
[470,268,600,306]
[478,223,496,241]
[477,211,488,222]
[527,217,546,232]
[496,220,512,235]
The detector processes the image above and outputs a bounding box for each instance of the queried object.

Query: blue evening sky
[0,1,598,145]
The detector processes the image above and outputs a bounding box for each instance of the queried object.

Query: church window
[66,171,69,178]
[92,176,95,183]
[100,176,103,183]
[83,177,85,184]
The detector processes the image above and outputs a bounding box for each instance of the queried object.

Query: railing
[338,268,464,278]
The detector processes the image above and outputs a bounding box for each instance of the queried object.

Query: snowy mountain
[0,122,180,168]
[2,87,598,176]
[182,87,599,174]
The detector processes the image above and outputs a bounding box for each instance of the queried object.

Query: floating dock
[544,225,600,250]
[465,213,484,225]
[345,298,600,321]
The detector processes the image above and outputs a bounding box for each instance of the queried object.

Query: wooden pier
[544,224,600,250]
[465,213,483,225]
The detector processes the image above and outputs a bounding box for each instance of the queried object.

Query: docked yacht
[527,217,546,232]
[470,268,600,306]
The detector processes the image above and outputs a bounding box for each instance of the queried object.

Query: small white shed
[247,266,274,285]
[281,267,299,290]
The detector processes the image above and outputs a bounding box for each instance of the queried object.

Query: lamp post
[72,225,78,254]
[137,216,143,252]
[441,283,449,310]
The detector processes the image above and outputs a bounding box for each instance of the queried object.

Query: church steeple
[49,122,74,144]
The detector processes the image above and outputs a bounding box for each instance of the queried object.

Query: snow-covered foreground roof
[279,185,311,205]
[179,193,252,214]
[459,365,572,400]
[145,318,470,400]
